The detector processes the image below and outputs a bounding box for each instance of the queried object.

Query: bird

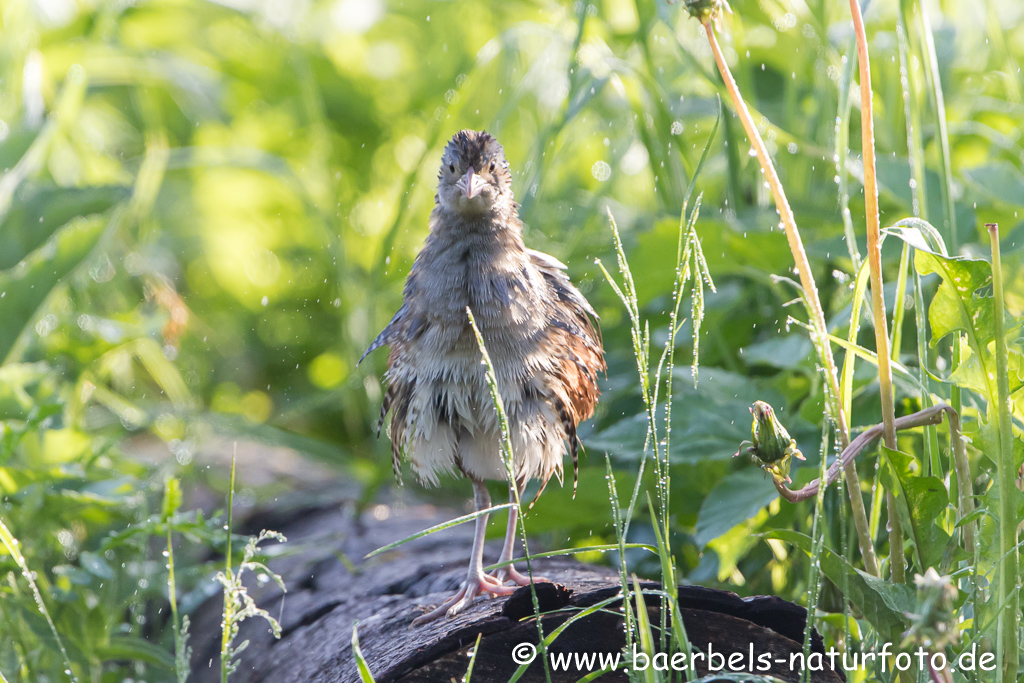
[360,129,605,625]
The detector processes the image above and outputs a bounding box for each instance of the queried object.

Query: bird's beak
[455,167,487,199]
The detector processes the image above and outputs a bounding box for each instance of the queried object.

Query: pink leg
[411,480,515,626]
[494,481,547,587]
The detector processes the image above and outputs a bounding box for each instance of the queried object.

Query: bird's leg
[494,479,548,586]
[411,480,515,626]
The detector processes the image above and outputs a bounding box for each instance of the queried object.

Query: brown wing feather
[531,250,605,497]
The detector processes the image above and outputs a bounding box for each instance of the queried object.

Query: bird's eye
[448,163,455,173]
[489,162,496,172]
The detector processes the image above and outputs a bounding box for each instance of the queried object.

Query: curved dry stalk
[703,20,878,577]
[774,404,974,555]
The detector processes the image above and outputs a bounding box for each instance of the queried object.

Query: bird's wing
[528,248,606,497]
[526,248,568,271]
[528,249,599,320]
[358,304,408,365]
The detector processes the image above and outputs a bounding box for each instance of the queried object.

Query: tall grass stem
[846,0,902,583]
[986,223,1019,682]
[702,19,878,577]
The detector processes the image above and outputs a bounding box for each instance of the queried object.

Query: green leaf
[914,250,995,349]
[695,468,779,547]
[962,161,1024,208]
[878,447,950,572]
[0,215,109,363]
[0,184,128,269]
[766,530,913,643]
[97,635,175,669]
[79,551,115,580]
[883,218,948,257]
[741,334,813,371]
[591,367,796,464]
[364,503,515,559]
[0,362,51,420]
[950,344,1024,399]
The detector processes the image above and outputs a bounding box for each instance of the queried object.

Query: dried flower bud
[683,0,730,24]
[735,400,805,484]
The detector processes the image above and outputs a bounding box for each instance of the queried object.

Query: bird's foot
[494,564,548,587]
[411,572,516,626]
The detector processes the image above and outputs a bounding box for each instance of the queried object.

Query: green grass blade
[463,633,482,682]
[835,32,862,270]
[351,622,376,683]
[840,257,872,423]
[573,669,616,683]
[466,307,551,683]
[485,544,656,572]
[632,577,657,683]
[364,503,516,559]
[0,516,77,682]
[0,214,112,363]
[507,595,625,682]
[988,224,1019,682]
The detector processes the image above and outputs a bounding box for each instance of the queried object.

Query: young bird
[361,130,605,625]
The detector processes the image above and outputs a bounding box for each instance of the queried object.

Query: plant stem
[846,0,902,584]
[987,223,1019,683]
[221,445,237,683]
[835,33,863,271]
[167,518,181,676]
[773,405,956,504]
[945,408,975,553]
[915,0,962,425]
[466,307,552,683]
[703,20,878,577]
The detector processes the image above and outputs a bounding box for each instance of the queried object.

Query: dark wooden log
[188,497,844,682]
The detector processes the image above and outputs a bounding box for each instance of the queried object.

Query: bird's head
[436,130,513,217]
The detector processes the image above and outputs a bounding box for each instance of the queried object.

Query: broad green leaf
[590,367,798,464]
[523,467,632,534]
[0,362,51,420]
[695,468,779,547]
[962,161,1024,208]
[766,530,913,643]
[97,635,175,669]
[878,446,951,572]
[950,344,1024,401]
[79,551,115,580]
[883,218,948,257]
[0,215,109,363]
[741,334,813,371]
[914,249,995,349]
[0,185,128,269]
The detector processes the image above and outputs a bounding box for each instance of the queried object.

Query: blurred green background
[1,0,1023,679]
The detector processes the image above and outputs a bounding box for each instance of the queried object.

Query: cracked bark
[187,497,844,683]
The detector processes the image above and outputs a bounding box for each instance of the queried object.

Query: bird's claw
[494,564,548,587]
[411,573,516,626]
